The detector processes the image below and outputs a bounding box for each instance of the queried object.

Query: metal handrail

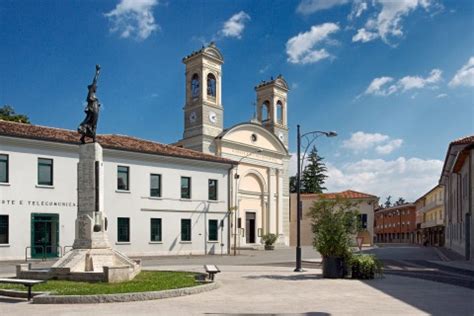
[25,245,44,262]
[63,245,73,254]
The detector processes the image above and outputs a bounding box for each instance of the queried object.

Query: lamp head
[326,131,338,137]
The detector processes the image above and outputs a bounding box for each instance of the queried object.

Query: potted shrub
[262,233,278,250]
[309,198,359,278]
[350,254,383,279]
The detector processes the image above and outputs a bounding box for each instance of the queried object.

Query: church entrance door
[245,212,256,244]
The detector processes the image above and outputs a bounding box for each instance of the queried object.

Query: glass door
[31,213,59,259]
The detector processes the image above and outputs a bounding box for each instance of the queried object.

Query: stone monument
[17,66,141,282]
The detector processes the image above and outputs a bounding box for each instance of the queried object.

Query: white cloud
[342,131,403,155]
[342,131,389,152]
[436,93,448,98]
[296,0,349,15]
[352,0,436,44]
[349,1,368,20]
[286,23,340,65]
[363,68,442,97]
[221,11,250,39]
[364,76,396,96]
[398,68,442,91]
[375,139,403,154]
[352,28,378,42]
[325,157,443,201]
[104,0,159,40]
[449,57,474,87]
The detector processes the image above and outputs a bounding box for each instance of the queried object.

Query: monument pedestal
[18,143,140,283]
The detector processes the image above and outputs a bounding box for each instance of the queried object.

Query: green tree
[308,197,360,258]
[301,146,328,193]
[0,105,30,124]
[394,197,406,206]
[384,196,392,208]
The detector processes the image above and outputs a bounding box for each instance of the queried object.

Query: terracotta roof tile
[301,190,378,200]
[0,120,236,165]
[451,135,474,145]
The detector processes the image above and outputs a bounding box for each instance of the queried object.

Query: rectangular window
[0,215,8,244]
[117,217,130,242]
[150,218,162,242]
[208,179,218,201]
[208,219,218,241]
[181,177,191,199]
[150,174,161,197]
[358,214,368,229]
[181,219,191,241]
[38,158,53,186]
[117,166,129,191]
[0,154,8,183]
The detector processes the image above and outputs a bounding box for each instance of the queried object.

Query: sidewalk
[1,265,473,315]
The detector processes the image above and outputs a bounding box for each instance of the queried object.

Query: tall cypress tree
[301,146,328,193]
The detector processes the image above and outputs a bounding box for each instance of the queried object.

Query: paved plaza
[1,245,473,315]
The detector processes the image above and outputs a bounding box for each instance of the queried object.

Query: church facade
[177,43,291,247]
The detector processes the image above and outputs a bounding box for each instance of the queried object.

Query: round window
[251,134,257,142]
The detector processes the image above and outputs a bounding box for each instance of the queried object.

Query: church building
[177,43,291,247]
[0,43,291,260]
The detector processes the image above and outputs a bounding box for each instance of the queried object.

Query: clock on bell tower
[180,42,224,154]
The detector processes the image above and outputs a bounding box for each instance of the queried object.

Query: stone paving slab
[1,265,473,315]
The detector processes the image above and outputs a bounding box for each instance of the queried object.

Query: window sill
[115,242,131,245]
[207,200,219,203]
[207,241,219,243]
[179,198,192,201]
[0,244,10,247]
[179,241,192,244]
[116,190,131,194]
[149,241,163,244]
[0,182,11,187]
[148,196,163,200]
[36,184,54,189]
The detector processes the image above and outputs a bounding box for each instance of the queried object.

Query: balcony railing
[418,200,443,213]
[421,218,444,228]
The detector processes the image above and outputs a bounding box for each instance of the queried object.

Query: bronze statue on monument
[78,64,101,143]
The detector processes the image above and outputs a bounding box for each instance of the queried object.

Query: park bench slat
[0,278,46,301]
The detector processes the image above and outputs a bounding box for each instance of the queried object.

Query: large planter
[264,245,275,250]
[322,256,344,278]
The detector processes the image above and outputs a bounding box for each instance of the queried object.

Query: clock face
[189,111,197,123]
[209,111,217,124]
[278,132,285,142]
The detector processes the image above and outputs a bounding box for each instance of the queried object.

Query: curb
[32,281,219,304]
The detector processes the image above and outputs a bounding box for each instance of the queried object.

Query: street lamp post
[233,149,263,256]
[295,125,337,272]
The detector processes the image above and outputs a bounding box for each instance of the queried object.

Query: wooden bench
[203,264,220,281]
[0,278,46,301]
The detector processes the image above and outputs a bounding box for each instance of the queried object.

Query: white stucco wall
[0,136,231,260]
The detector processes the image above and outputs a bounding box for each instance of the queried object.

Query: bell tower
[180,42,224,154]
[255,75,289,148]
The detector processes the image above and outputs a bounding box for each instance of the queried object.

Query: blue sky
[1,0,473,201]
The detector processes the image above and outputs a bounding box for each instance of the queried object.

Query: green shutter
[117,217,130,242]
[150,218,162,242]
[208,219,218,241]
[181,219,191,241]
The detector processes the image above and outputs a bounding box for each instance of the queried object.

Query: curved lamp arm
[299,131,337,175]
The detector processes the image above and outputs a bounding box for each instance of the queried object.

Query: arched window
[261,101,270,122]
[191,74,199,98]
[276,101,283,124]
[207,73,216,97]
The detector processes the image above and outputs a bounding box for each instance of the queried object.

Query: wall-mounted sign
[1,199,76,208]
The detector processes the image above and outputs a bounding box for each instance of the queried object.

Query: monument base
[17,248,141,283]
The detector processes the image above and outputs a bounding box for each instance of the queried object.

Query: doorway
[245,212,256,244]
[31,213,59,259]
